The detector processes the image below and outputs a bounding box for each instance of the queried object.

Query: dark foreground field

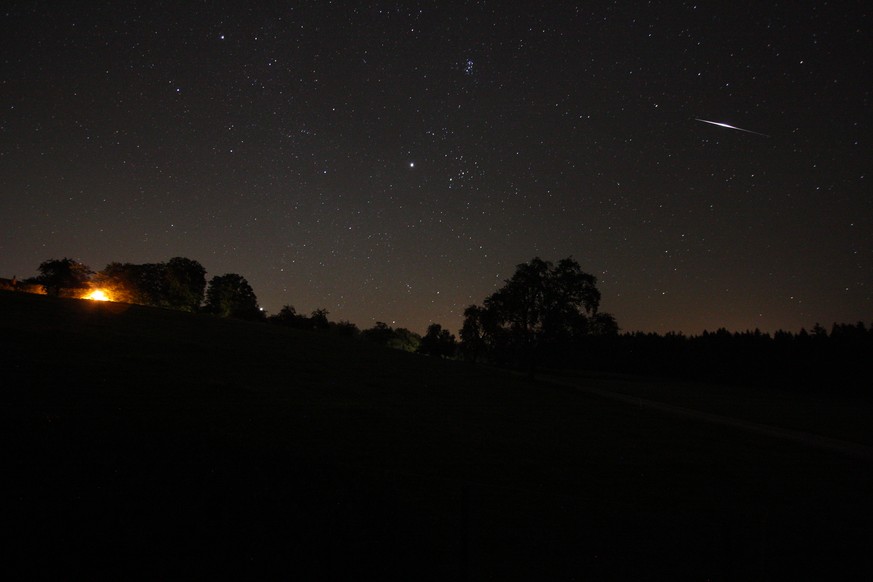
[2,291,872,580]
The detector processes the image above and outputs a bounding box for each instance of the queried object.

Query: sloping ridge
[544,375,873,461]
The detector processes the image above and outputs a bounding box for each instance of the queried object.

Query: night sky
[2,2,870,335]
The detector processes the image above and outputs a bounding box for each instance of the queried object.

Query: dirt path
[543,375,873,461]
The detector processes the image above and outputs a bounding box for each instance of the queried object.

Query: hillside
[2,291,872,579]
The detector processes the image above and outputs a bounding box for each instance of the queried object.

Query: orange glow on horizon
[83,289,111,301]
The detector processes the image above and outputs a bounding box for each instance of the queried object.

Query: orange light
[84,289,110,301]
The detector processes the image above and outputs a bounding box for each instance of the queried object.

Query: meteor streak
[696,118,770,137]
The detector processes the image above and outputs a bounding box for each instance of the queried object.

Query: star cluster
[1,2,870,334]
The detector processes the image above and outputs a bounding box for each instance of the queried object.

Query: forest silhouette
[2,285,871,579]
[0,259,873,580]
[5,254,870,392]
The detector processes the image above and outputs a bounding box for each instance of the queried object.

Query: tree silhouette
[390,328,422,352]
[269,305,307,328]
[93,262,145,304]
[461,256,610,377]
[459,304,501,362]
[361,321,422,350]
[205,273,262,320]
[36,258,93,296]
[329,320,360,338]
[417,323,457,358]
[270,306,358,336]
[310,308,330,330]
[587,312,620,336]
[164,257,207,311]
[361,322,397,345]
[94,258,204,309]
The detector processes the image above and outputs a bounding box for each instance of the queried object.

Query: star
[2,3,867,337]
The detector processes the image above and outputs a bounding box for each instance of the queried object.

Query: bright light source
[84,289,110,301]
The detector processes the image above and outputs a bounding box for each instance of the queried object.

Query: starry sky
[2,2,871,335]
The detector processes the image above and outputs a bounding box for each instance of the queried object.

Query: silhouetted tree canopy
[564,322,873,393]
[460,256,616,376]
[93,257,206,309]
[329,320,360,338]
[361,322,395,345]
[205,273,263,320]
[268,305,308,328]
[361,322,421,351]
[310,308,330,330]
[586,312,620,336]
[268,305,340,332]
[36,258,93,296]
[418,323,457,358]
[459,304,496,362]
[94,262,155,305]
[164,257,207,311]
[390,328,422,352]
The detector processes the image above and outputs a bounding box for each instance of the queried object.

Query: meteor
[696,118,770,137]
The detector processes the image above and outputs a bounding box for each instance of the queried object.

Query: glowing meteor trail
[696,118,770,137]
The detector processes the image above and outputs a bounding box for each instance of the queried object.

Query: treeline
[16,256,462,359]
[267,310,459,359]
[556,324,873,392]
[22,257,265,319]
[15,255,618,366]
[457,257,618,376]
[449,256,871,392]
[96,258,207,312]
[15,256,871,390]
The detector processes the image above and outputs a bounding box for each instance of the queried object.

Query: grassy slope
[2,291,872,580]
[544,368,873,448]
